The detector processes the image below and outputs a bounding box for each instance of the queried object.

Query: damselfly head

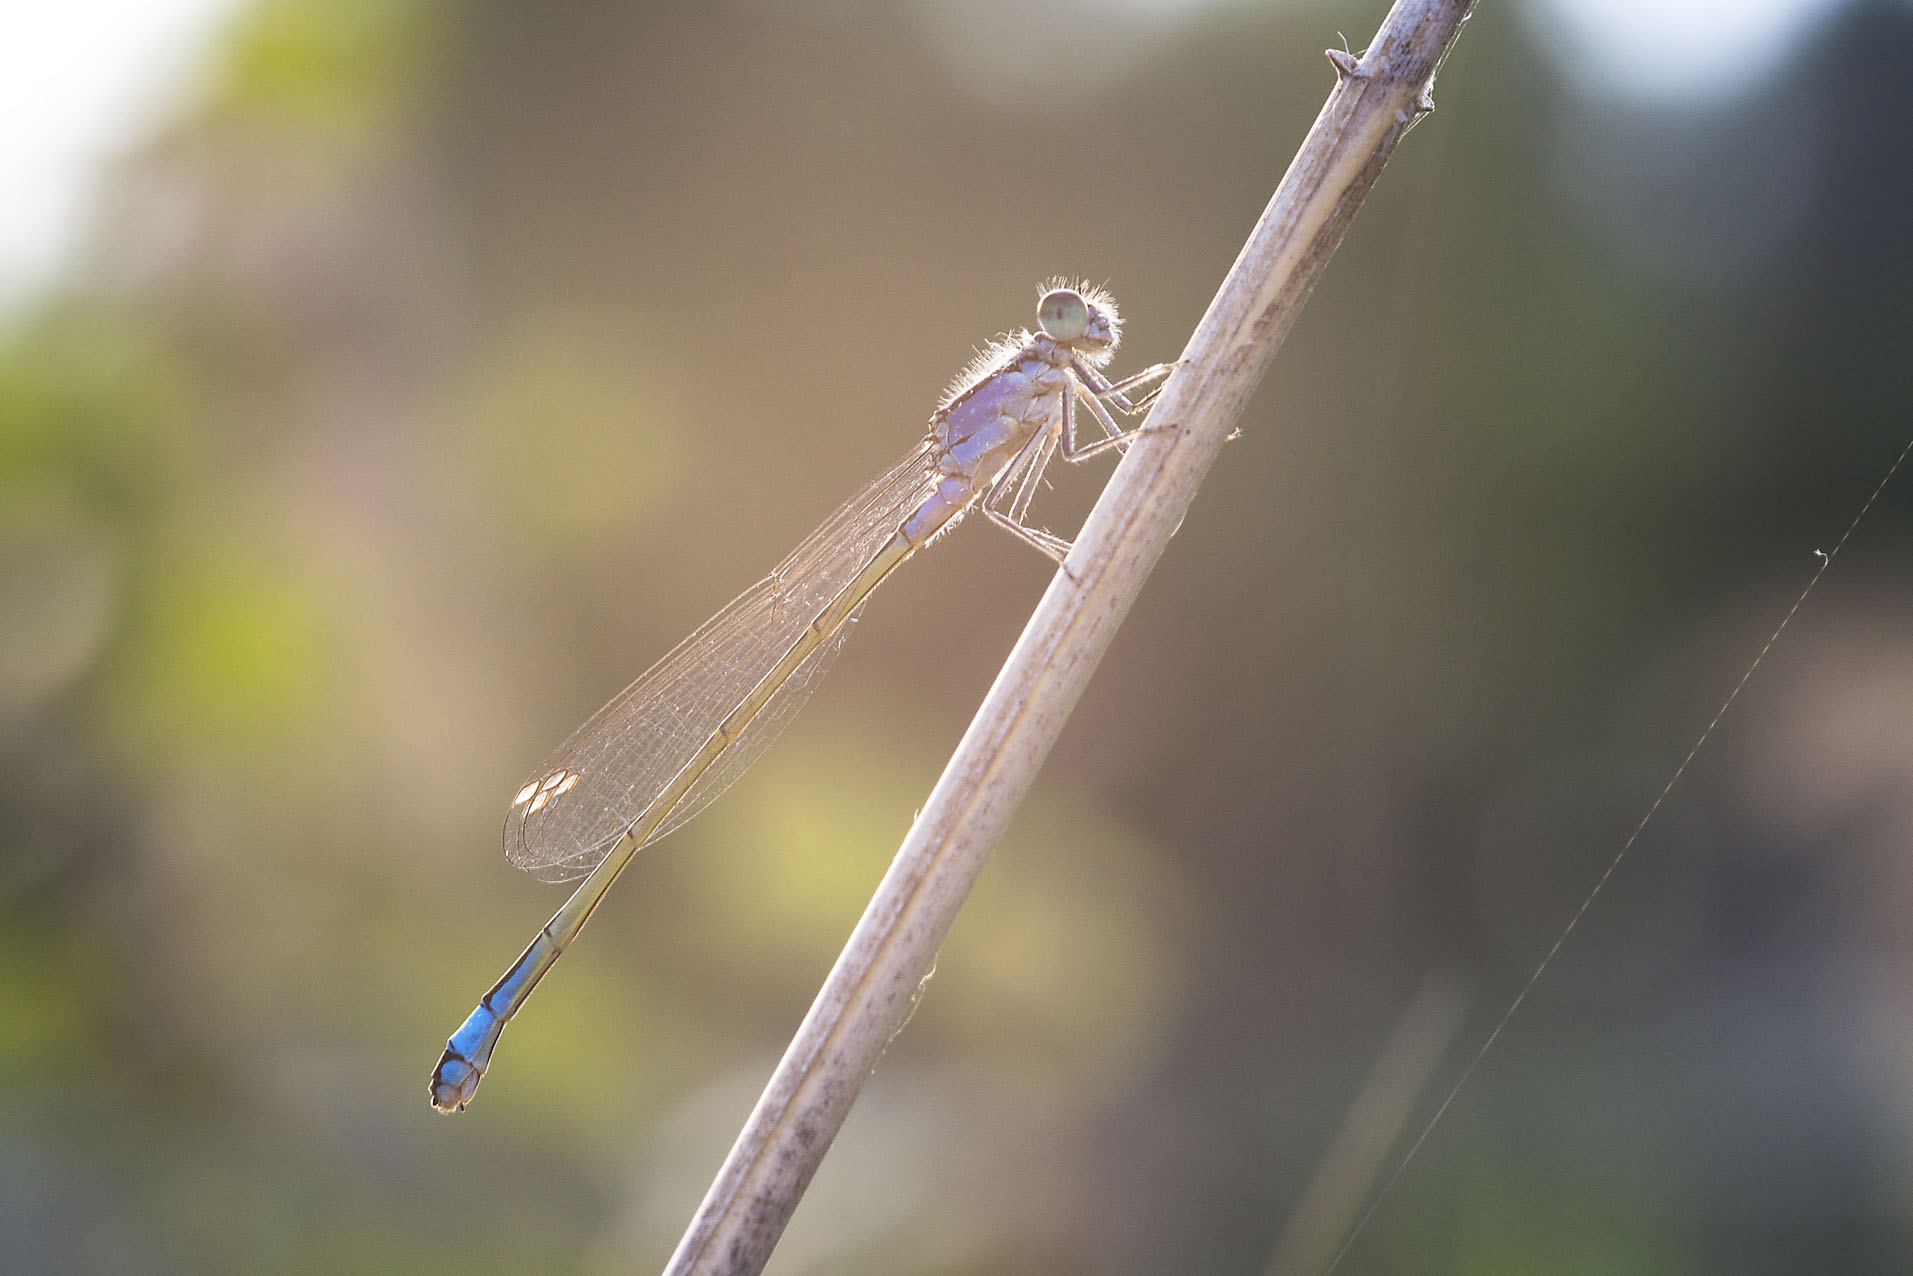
[1035,282,1121,359]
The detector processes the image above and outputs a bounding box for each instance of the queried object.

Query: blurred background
[5,0,1912,1272]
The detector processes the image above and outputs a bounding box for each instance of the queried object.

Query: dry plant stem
[1263,972,1472,1276]
[662,4,1475,1274]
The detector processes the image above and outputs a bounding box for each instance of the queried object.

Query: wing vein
[504,438,945,882]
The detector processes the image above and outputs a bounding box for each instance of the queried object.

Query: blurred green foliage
[215,0,444,132]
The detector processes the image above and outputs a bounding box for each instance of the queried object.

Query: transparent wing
[504,438,945,883]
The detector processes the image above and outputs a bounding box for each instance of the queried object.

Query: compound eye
[1036,289,1089,342]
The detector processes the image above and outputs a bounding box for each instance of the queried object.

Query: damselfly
[431,283,1172,1111]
